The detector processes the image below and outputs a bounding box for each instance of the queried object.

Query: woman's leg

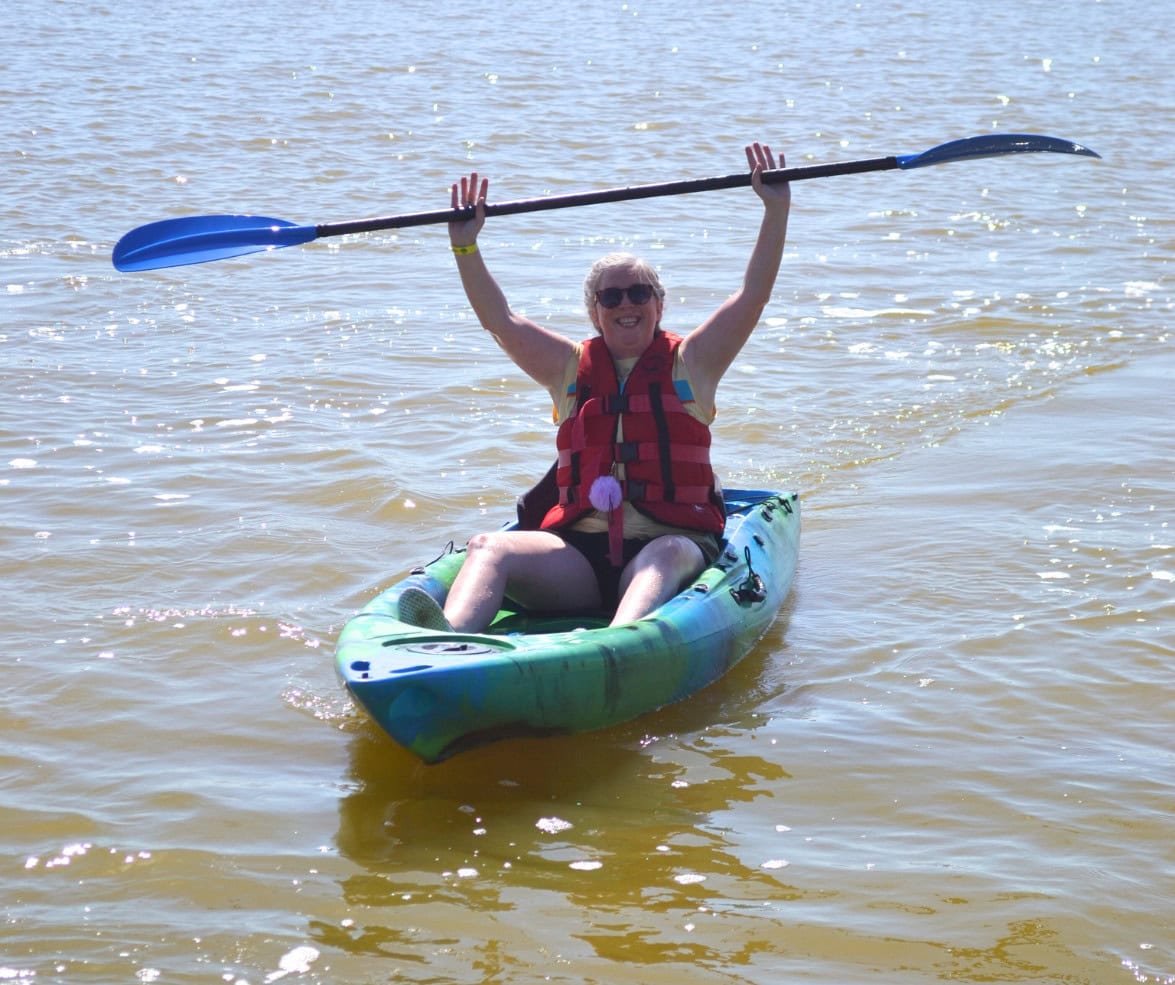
[444,530,603,633]
[611,534,706,626]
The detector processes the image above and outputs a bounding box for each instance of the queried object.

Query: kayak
[336,489,800,763]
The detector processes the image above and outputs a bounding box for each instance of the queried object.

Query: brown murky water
[4,1,1170,981]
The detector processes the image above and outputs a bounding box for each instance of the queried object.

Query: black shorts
[556,529,722,610]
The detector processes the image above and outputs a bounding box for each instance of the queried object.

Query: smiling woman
[586,257,666,362]
[415,142,793,633]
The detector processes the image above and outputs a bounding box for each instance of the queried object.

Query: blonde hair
[582,253,666,314]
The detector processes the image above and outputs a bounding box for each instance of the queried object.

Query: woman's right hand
[449,172,488,248]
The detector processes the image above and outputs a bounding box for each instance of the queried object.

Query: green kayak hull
[335,489,800,763]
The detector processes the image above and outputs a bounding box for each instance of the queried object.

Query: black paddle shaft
[315,157,900,237]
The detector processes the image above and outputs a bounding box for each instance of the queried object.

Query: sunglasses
[595,283,656,309]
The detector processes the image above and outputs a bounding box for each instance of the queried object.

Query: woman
[416,142,790,633]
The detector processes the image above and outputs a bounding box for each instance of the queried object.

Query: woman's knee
[465,530,508,559]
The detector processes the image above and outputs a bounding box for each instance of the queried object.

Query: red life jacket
[540,330,725,535]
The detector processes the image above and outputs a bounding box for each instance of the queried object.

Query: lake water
[3,1,1171,982]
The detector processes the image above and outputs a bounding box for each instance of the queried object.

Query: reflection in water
[326,632,837,976]
[326,712,1101,982]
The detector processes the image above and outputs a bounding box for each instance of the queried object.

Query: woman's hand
[746,143,790,214]
[449,172,488,248]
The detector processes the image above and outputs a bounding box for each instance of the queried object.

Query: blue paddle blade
[896,133,1101,170]
[112,215,318,271]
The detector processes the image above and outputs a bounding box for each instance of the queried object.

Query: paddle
[113,133,1099,272]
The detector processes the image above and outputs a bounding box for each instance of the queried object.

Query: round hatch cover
[401,641,503,656]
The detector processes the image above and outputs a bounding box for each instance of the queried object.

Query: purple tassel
[589,475,624,566]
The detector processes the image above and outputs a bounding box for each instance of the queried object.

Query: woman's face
[589,263,664,359]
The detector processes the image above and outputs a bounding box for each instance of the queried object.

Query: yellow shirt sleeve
[551,343,583,424]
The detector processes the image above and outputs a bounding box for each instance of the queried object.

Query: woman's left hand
[746,142,791,213]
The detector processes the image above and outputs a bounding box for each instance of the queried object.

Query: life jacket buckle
[625,479,648,500]
[615,441,640,463]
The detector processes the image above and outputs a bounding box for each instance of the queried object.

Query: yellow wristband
[451,243,479,256]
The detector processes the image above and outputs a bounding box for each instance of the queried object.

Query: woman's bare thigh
[483,530,604,611]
